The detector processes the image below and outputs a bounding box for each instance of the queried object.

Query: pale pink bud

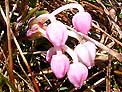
[46,47,56,63]
[46,21,68,48]
[51,54,70,79]
[72,12,92,35]
[74,42,95,68]
[84,41,96,66]
[26,24,44,40]
[67,62,88,88]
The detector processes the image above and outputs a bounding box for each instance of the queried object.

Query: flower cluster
[27,3,96,89]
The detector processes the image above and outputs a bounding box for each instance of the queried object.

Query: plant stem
[5,0,15,86]
[106,55,112,92]
[51,3,84,15]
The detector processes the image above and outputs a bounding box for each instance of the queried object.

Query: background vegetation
[0,0,122,91]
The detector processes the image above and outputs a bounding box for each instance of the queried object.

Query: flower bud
[26,24,45,40]
[51,53,70,79]
[46,47,56,63]
[84,41,96,66]
[46,21,68,48]
[67,62,88,88]
[72,12,92,35]
[74,43,92,68]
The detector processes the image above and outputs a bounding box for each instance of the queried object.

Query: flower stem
[51,3,84,16]
[36,14,56,23]
[33,3,84,28]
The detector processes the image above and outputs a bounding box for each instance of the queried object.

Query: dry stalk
[5,0,15,87]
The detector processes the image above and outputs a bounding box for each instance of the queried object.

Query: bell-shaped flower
[46,21,68,49]
[50,53,70,79]
[46,47,56,63]
[67,62,88,88]
[72,12,92,35]
[84,41,96,67]
[74,42,95,68]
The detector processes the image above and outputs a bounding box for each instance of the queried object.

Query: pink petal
[67,62,88,88]
[26,29,33,37]
[51,54,70,79]
[46,47,56,63]
[46,21,68,48]
[26,24,43,40]
[72,12,92,35]
[74,44,92,68]
[84,41,96,66]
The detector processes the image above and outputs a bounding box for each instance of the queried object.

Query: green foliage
[87,0,96,3]
[0,73,17,91]
[35,10,49,17]
[77,0,80,3]
[59,87,68,91]
[29,0,37,8]
[118,13,122,18]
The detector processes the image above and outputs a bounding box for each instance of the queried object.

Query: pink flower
[72,12,92,35]
[84,41,96,67]
[46,21,68,48]
[74,41,96,68]
[46,47,56,63]
[26,24,44,40]
[51,53,70,79]
[67,62,88,88]
[74,43,92,68]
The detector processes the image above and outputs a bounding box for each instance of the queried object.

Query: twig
[22,51,46,55]
[57,77,67,92]
[92,78,105,89]
[0,47,8,73]
[9,0,19,18]
[13,70,34,92]
[16,55,32,84]
[0,47,7,62]
[82,1,103,13]
[0,5,7,22]
[40,69,53,88]
[5,0,15,86]
[112,75,120,91]
[114,70,122,75]
[92,23,122,47]
[87,70,105,81]
[83,78,105,92]
[106,55,112,92]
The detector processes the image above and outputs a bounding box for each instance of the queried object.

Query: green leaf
[118,13,122,18]
[77,0,80,3]
[87,0,96,3]
[59,87,68,91]
[0,73,18,92]
[35,10,49,17]
[29,0,37,8]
